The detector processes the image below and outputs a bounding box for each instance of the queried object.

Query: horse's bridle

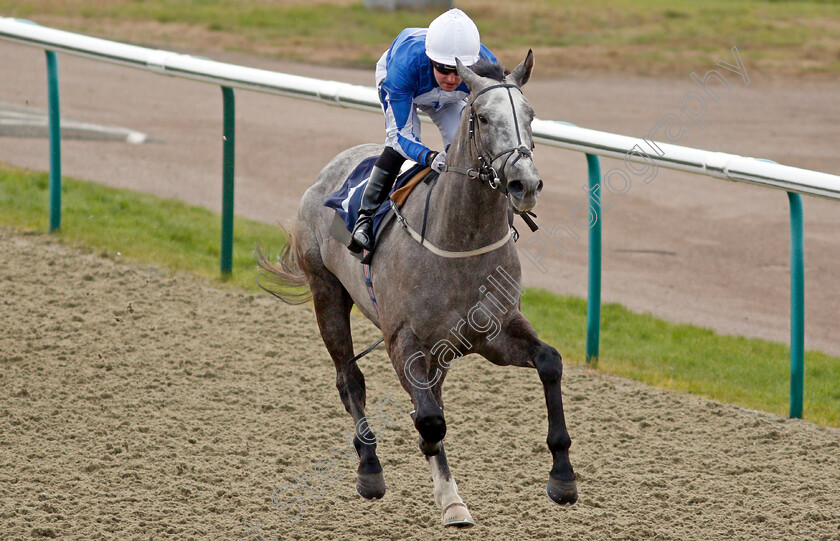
[391,84,538,258]
[443,83,534,194]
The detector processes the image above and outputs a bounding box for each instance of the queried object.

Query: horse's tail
[255,224,312,305]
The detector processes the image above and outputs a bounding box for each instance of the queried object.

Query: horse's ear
[456,58,484,92]
[508,49,535,87]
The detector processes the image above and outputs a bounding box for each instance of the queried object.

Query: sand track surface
[1,229,838,540]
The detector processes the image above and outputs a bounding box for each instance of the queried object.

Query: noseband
[443,83,534,193]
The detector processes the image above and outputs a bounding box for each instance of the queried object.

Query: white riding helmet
[425,9,481,67]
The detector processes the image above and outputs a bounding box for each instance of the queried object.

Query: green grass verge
[0,164,285,291]
[526,290,839,427]
[1,162,837,427]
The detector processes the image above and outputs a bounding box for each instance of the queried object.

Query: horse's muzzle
[508,178,543,213]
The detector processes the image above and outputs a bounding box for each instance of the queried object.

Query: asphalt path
[1,42,838,356]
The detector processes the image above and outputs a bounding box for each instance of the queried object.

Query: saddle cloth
[324,156,433,239]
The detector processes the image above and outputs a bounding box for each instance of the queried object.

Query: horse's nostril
[508,180,526,197]
[509,180,541,198]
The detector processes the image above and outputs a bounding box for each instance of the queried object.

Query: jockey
[348,8,498,253]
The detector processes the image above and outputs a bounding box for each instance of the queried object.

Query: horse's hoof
[546,476,578,505]
[356,472,386,500]
[442,502,474,528]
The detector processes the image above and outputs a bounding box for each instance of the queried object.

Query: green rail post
[45,50,61,232]
[585,153,602,364]
[550,122,603,364]
[221,87,235,278]
[756,158,805,419]
[787,191,804,418]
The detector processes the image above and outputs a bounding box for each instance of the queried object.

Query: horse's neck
[420,137,510,250]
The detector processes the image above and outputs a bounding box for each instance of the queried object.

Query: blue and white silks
[375,28,497,166]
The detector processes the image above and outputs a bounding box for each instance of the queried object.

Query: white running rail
[1,16,838,200]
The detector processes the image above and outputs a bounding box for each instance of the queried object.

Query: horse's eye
[477,114,489,124]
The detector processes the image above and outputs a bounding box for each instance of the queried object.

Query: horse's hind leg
[477,312,578,505]
[308,268,386,499]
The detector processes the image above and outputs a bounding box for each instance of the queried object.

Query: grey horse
[258,51,577,527]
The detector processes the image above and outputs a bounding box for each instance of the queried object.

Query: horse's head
[457,50,542,213]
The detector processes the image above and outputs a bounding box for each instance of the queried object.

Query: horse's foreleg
[389,329,474,525]
[388,329,446,447]
[428,444,474,527]
[478,313,577,505]
[534,343,578,504]
[423,375,473,527]
[309,271,385,499]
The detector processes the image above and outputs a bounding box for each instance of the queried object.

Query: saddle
[325,157,437,262]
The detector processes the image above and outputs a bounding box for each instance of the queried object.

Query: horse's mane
[470,59,507,82]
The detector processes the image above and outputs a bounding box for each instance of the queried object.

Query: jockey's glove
[429,150,447,173]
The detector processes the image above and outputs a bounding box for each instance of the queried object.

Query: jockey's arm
[379,81,435,167]
[379,58,431,163]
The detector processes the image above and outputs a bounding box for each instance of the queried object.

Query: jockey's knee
[375,145,406,173]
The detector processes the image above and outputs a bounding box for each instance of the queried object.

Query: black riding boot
[348,165,397,253]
